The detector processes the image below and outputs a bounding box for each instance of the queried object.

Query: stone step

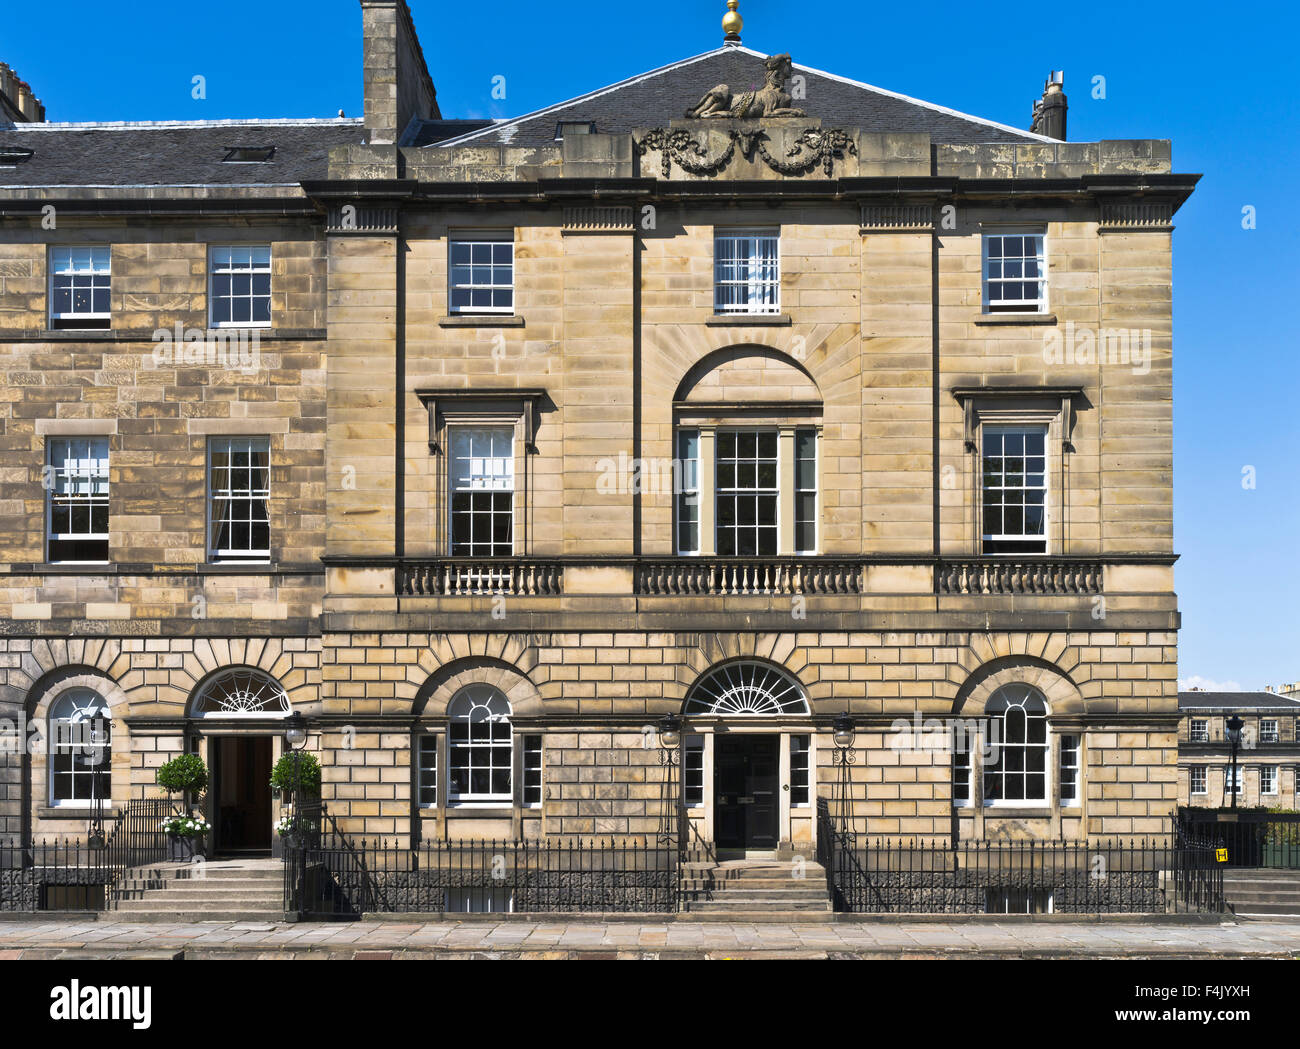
[115,878,280,894]
[1227,894,1300,905]
[128,868,281,882]
[115,890,283,905]
[102,910,285,923]
[1232,906,1300,917]
[115,897,282,913]
[688,899,832,912]
[678,910,836,923]
[702,889,830,901]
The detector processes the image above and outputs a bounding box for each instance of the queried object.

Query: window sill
[439,315,524,328]
[974,312,1057,326]
[445,804,515,817]
[38,806,109,819]
[706,313,792,327]
[981,806,1053,817]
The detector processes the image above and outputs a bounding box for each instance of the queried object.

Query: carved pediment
[635,125,856,178]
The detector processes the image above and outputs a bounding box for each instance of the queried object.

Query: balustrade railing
[636,557,863,596]
[398,559,564,596]
[936,558,1104,595]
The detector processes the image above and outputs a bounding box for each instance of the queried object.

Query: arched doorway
[189,668,291,856]
[684,662,812,853]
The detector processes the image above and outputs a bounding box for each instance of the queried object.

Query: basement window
[222,145,276,163]
[554,121,595,141]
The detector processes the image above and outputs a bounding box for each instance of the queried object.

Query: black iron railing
[283,805,679,918]
[0,797,180,912]
[815,803,1224,914]
[1177,810,1300,868]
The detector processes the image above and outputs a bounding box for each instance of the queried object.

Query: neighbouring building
[1178,690,1300,810]
[0,0,1195,858]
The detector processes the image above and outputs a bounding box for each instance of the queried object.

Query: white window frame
[982,685,1051,808]
[208,245,272,329]
[684,734,705,809]
[522,733,543,809]
[793,428,818,555]
[1190,766,1207,796]
[1261,765,1278,796]
[714,229,780,315]
[447,425,515,559]
[789,733,811,808]
[48,246,111,327]
[1226,764,1243,797]
[448,232,514,315]
[48,689,112,808]
[447,685,513,806]
[675,429,701,555]
[952,723,974,807]
[1261,719,1279,744]
[982,228,1048,313]
[715,428,780,557]
[45,437,109,565]
[207,436,271,563]
[1058,733,1080,806]
[417,734,438,809]
[1190,718,1209,744]
[981,424,1049,555]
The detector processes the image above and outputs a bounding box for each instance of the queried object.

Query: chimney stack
[1030,71,1066,141]
[0,63,45,122]
[361,0,440,145]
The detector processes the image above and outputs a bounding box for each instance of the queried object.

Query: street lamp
[656,715,683,853]
[283,711,309,921]
[1225,714,1244,811]
[831,713,856,834]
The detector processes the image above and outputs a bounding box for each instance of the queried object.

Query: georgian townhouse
[0,0,1194,859]
[1179,691,1300,810]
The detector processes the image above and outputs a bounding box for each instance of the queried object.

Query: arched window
[983,684,1049,804]
[49,689,111,806]
[448,686,513,803]
[684,662,809,716]
[191,668,290,718]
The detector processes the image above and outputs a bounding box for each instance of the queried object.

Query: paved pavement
[3,917,1300,959]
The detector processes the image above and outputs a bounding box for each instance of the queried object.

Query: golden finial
[722,0,743,44]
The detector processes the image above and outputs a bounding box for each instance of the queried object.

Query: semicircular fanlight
[684,662,809,716]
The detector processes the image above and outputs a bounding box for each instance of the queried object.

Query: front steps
[1223,869,1300,918]
[681,859,832,922]
[107,859,283,922]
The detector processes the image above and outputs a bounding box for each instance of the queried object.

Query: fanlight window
[684,662,809,716]
[192,669,291,718]
[49,689,112,806]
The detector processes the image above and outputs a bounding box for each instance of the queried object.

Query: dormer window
[222,145,276,163]
[554,121,595,141]
[0,147,33,167]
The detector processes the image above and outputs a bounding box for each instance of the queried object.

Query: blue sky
[7,0,1298,690]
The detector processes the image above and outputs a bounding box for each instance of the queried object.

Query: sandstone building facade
[0,2,1195,856]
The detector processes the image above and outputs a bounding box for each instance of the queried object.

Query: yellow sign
[1215,848,1228,863]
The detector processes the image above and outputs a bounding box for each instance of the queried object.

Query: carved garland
[635,127,856,178]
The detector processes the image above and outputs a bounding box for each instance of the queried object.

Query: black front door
[714,735,779,849]
[212,736,273,854]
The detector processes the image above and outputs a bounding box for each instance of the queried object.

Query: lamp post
[86,720,108,849]
[656,714,683,854]
[283,711,308,920]
[831,713,856,835]
[1225,714,1244,811]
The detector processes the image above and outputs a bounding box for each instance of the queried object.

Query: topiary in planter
[271,752,321,798]
[156,753,209,797]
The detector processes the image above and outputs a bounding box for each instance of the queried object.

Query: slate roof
[0,118,365,187]
[1178,692,1300,713]
[423,46,1053,149]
